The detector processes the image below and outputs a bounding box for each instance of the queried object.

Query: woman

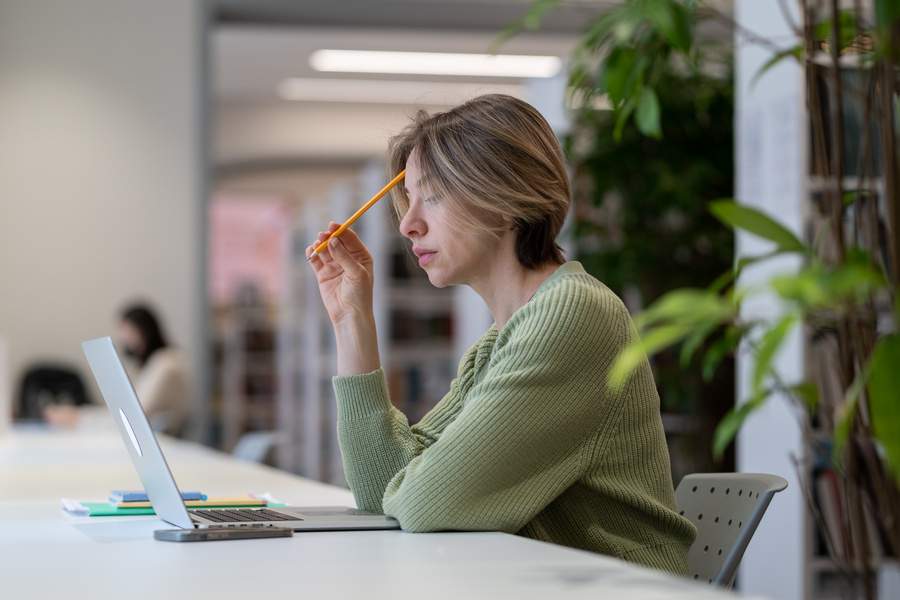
[306,94,696,575]
[46,303,189,433]
[116,304,189,434]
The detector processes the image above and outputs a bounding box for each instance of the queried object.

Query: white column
[735,2,806,599]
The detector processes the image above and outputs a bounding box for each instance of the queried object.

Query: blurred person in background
[45,303,189,434]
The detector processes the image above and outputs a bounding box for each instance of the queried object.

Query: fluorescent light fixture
[310,49,562,78]
[278,77,525,105]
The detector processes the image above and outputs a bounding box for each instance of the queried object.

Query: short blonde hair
[388,94,569,268]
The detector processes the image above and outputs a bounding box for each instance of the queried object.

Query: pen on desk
[306,169,406,262]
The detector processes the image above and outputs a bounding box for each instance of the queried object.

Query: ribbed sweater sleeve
[332,367,463,512]
[334,275,628,531]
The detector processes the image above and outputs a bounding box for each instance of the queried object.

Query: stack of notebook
[61,490,281,516]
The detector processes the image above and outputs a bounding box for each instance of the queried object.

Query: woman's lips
[418,251,437,267]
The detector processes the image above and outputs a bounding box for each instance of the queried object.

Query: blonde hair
[388,94,569,268]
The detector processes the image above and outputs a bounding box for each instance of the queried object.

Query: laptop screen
[82,337,193,529]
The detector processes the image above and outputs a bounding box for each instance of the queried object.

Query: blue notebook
[109,490,206,503]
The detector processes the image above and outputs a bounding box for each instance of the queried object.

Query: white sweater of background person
[131,348,189,434]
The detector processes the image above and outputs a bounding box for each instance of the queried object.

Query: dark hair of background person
[119,304,169,368]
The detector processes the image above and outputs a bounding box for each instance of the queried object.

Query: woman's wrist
[333,312,381,376]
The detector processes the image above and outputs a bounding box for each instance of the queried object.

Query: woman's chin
[425,268,451,288]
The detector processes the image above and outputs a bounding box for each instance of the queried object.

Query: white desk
[0,420,746,599]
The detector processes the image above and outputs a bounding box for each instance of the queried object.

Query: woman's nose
[399,207,426,239]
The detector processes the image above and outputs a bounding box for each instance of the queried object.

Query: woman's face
[400,151,502,288]
[117,320,145,360]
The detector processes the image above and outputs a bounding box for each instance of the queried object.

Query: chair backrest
[16,363,89,420]
[675,472,787,587]
[232,431,283,464]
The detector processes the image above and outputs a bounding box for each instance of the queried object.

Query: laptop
[82,336,400,532]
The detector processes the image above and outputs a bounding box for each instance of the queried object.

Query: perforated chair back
[675,472,787,587]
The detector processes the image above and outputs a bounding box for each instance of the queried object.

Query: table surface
[0,415,747,599]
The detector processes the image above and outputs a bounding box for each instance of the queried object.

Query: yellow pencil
[306,169,406,262]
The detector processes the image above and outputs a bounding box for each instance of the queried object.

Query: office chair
[16,363,89,420]
[675,472,788,587]
[232,430,283,464]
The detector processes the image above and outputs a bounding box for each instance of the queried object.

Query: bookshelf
[276,161,490,486]
[215,290,279,453]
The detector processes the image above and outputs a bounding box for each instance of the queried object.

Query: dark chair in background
[16,364,90,420]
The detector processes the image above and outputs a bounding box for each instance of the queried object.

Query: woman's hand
[43,405,80,428]
[306,222,375,328]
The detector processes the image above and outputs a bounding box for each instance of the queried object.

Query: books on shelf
[812,443,884,568]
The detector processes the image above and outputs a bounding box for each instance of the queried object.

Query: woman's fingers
[327,237,363,279]
[335,226,365,251]
[308,223,368,270]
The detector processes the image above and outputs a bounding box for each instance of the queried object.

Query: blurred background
[6,2,890,598]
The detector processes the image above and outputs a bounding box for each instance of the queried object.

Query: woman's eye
[423,196,439,204]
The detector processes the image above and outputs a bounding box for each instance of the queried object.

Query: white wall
[0,0,205,427]
[735,1,806,598]
[216,101,426,166]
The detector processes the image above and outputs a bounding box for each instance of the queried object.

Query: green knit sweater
[333,261,696,575]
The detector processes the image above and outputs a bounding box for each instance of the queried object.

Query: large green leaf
[751,313,798,395]
[714,392,769,459]
[643,0,692,52]
[679,320,720,367]
[771,251,885,308]
[876,0,900,31]
[603,48,638,105]
[612,95,637,141]
[709,200,807,253]
[867,334,900,482]
[788,382,819,412]
[813,11,857,51]
[750,45,803,88]
[635,288,734,329]
[636,87,662,138]
[832,368,867,468]
[875,0,900,57]
[702,325,745,381]
[608,323,691,391]
[580,9,622,50]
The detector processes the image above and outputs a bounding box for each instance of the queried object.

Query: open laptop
[82,336,399,532]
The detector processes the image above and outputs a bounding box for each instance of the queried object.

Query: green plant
[566,68,733,418]
[507,1,737,477]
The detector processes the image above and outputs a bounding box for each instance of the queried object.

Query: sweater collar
[486,261,587,334]
[532,260,586,299]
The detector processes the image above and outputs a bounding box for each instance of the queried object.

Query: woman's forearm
[334,313,381,376]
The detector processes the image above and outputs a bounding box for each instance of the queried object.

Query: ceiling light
[277,78,525,105]
[309,49,562,78]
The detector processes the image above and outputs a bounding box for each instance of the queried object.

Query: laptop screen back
[81,337,193,528]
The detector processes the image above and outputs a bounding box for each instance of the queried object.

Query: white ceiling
[213,25,578,166]
[213,0,612,33]
[213,25,577,103]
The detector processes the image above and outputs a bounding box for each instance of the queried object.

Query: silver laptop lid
[81,336,193,529]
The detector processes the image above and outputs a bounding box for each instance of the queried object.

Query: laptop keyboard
[190,508,298,523]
